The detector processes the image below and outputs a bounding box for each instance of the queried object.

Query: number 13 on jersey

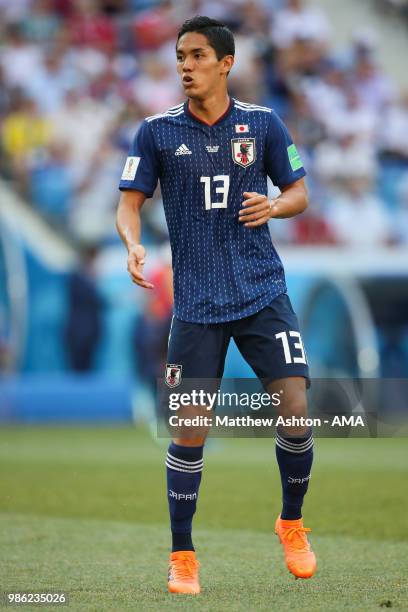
[200,175,230,210]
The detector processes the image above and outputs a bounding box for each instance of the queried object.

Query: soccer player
[117,16,316,594]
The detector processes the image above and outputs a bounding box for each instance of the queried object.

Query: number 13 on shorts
[275,331,307,365]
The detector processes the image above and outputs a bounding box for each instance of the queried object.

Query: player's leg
[267,376,316,578]
[233,293,316,578]
[267,376,313,522]
[165,317,230,594]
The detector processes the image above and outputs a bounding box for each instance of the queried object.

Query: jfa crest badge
[165,364,182,388]
[231,138,256,168]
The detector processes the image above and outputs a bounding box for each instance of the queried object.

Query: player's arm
[117,119,160,289]
[239,178,308,227]
[270,177,308,218]
[239,110,308,228]
[116,189,154,290]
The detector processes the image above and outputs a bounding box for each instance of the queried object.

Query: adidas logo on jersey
[175,144,192,156]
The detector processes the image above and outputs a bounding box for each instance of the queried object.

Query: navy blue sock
[166,442,204,552]
[275,427,313,520]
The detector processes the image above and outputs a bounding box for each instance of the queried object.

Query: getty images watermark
[166,389,365,429]
[168,389,282,411]
[157,378,408,438]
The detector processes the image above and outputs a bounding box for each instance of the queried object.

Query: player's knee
[284,397,307,418]
[279,395,309,435]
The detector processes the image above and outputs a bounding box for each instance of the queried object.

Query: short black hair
[176,16,235,60]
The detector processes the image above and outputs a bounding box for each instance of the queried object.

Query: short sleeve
[264,111,306,189]
[118,120,159,197]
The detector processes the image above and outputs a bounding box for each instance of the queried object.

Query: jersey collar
[185,97,234,127]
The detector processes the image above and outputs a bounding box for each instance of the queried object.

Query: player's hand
[127,244,154,289]
[239,192,275,227]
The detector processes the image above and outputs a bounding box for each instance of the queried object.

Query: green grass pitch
[0,426,407,611]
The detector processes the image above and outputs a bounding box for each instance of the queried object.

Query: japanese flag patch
[235,124,249,133]
[121,156,140,181]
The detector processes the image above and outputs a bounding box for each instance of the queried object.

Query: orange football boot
[168,550,200,594]
[275,515,317,579]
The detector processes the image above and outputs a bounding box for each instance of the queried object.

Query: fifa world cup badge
[231,138,256,168]
[121,156,140,180]
[165,364,182,388]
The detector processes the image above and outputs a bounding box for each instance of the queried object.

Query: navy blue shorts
[166,293,309,385]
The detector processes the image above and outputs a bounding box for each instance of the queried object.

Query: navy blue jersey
[119,98,306,323]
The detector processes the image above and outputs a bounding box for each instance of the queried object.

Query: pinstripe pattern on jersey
[120,98,306,323]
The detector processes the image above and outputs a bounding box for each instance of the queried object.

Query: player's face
[176,32,232,100]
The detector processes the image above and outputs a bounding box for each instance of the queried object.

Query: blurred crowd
[374,0,408,22]
[1,0,408,380]
[1,0,408,249]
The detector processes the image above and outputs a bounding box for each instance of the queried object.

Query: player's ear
[221,55,234,76]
